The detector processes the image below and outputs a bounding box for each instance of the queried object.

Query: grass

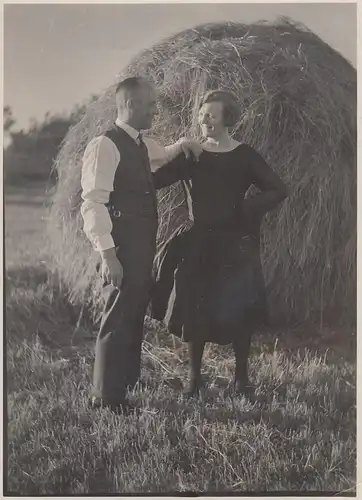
[5,185,356,495]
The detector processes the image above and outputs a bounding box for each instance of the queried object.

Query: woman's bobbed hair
[199,89,240,127]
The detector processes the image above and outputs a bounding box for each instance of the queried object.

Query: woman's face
[199,101,226,138]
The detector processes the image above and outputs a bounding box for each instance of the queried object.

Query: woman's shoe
[88,397,137,415]
[234,380,255,399]
[182,378,203,398]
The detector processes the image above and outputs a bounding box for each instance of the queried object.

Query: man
[81,76,202,414]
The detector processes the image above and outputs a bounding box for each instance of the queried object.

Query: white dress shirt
[80,118,183,252]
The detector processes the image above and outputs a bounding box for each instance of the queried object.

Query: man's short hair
[115,76,149,95]
[115,77,153,108]
[199,89,240,128]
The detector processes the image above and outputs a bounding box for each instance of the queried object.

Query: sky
[4,2,357,131]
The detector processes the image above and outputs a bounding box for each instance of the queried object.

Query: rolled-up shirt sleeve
[144,137,183,171]
[81,134,187,252]
[80,136,120,252]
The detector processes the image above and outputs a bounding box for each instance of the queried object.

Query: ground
[5,184,356,495]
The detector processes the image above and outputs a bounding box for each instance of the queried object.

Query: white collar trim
[115,118,140,141]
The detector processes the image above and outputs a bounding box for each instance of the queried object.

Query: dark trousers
[91,216,157,403]
[151,223,190,321]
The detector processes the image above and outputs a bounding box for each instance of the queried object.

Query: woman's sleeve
[243,145,288,218]
[152,153,193,190]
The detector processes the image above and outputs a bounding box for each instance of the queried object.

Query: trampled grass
[5,186,356,494]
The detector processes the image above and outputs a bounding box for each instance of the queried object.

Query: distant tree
[4,95,99,187]
[4,105,15,134]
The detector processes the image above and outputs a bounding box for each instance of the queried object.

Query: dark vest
[104,124,158,246]
[105,125,158,215]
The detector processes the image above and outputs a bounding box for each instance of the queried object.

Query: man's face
[131,84,158,130]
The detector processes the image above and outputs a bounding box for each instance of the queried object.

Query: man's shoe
[164,377,183,390]
[126,379,147,392]
[89,397,137,415]
[182,378,204,399]
[234,380,256,399]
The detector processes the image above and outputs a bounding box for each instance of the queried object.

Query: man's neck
[117,116,141,132]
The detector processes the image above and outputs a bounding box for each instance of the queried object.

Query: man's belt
[106,203,157,220]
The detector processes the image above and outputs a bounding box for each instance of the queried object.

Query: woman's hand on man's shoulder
[177,137,203,162]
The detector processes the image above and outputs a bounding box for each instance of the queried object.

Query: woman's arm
[152,153,193,190]
[144,137,202,172]
[243,145,288,218]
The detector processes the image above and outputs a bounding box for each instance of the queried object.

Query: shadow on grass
[5,264,95,353]
[6,265,49,289]
[252,326,356,363]
[5,196,48,207]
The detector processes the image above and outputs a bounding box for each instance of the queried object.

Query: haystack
[47,18,356,326]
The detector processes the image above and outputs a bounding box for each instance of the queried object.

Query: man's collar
[115,118,140,141]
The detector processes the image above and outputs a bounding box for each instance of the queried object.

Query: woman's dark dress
[151,144,287,345]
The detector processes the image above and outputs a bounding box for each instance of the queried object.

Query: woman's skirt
[151,222,268,345]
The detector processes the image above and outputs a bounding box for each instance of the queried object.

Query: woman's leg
[184,340,205,396]
[233,333,253,396]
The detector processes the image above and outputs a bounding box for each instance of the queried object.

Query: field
[5,185,356,494]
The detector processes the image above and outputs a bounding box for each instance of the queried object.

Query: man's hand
[178,138,203,161]
[100,248,123,288]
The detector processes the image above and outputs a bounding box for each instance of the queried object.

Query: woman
[151,90,288,398]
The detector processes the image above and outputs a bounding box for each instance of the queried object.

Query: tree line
[3,97,97,187]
